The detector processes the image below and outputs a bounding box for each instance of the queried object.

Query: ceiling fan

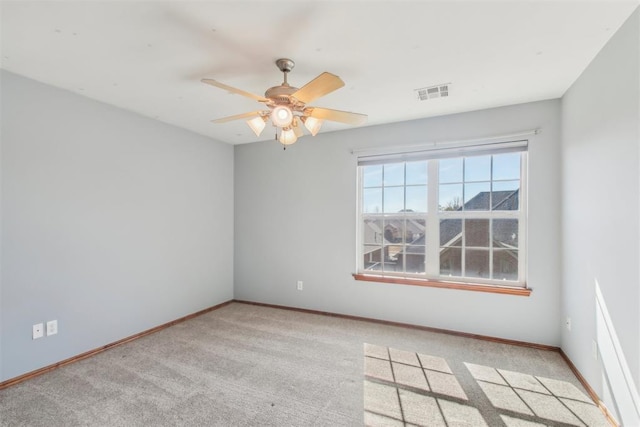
[202,58,367,146]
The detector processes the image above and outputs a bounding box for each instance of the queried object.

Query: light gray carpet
[0,302,608,426]
[363,344,608,426]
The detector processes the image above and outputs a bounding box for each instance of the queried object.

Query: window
[357,142,527,291]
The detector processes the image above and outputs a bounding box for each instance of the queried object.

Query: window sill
[352,274,531,296]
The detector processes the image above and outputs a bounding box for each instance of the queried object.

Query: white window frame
[356,140,528,289]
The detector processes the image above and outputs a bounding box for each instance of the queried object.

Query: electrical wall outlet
[32,323,44,340]
[46,320,58,336]
[297,281,303,291]
[566,317,571,332]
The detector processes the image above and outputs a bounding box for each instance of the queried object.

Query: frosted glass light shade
[246,116,267,137]
[292,120,304,137]
[279,128,298,145]
[302,116,323,136]
[271,106,293,127]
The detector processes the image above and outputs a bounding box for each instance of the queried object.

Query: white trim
[518,153,528,284]
[595,280,640,425]
[426,159,439,276]
[355,165,364,275]
[351,128,540,157]
[357,140,529,166]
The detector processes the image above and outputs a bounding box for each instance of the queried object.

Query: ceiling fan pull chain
[277,129,286,150]
[275,130,285,149]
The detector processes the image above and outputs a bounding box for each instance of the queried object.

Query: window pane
[405,185,427,212]
[358,152,525,286]
[381,260,400,272]
[464,182,490,210]
[396,219,409,244]
[363,245,383,271]
[383,239,402,272]
[493,219,518,247]
[406,219,425,242]
[464,156,491,182]
[440,219,462,246]
[465,219,490,247]
[384,187,404,213]
[440,158,463,183]
[383,220,403,243]
[493,153,520,181]
[492,181,519,210]
[363,218,385,245]
[363,164,383,188]
[439,184,463,211]
[440,247,461,277]
[465,249,489,278]
[363,188,382,213]
[406,161,428,185]
[384,163,404,186]
[402,249,425,273]
[493,249,518,281]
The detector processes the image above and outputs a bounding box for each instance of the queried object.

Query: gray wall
[561,8,640,422]
[0,71,234,381]
[234,99,562,346]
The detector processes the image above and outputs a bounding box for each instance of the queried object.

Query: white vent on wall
[415,83,450,101]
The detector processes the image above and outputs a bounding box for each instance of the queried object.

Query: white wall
[235,99,562,346]
[561,8,640,423]
[0,71,234,381]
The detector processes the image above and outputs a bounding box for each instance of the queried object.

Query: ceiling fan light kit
[202,58,367,147]
[246,115,268,137]
[301,116,322,136]
[279,127,298,145]
[270,105,294,127]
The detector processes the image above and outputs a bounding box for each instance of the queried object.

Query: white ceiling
[2,1,638,145]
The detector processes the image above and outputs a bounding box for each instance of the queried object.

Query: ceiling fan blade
[291,72,345,104]
[211,111,265,123]
[306,107,368,125]
[202,79,269,103]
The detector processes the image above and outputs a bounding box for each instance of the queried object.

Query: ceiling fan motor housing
[265,58,305,108]
[264,85,299,106]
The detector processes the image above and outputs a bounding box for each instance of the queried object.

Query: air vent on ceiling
[415,83,450,101]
